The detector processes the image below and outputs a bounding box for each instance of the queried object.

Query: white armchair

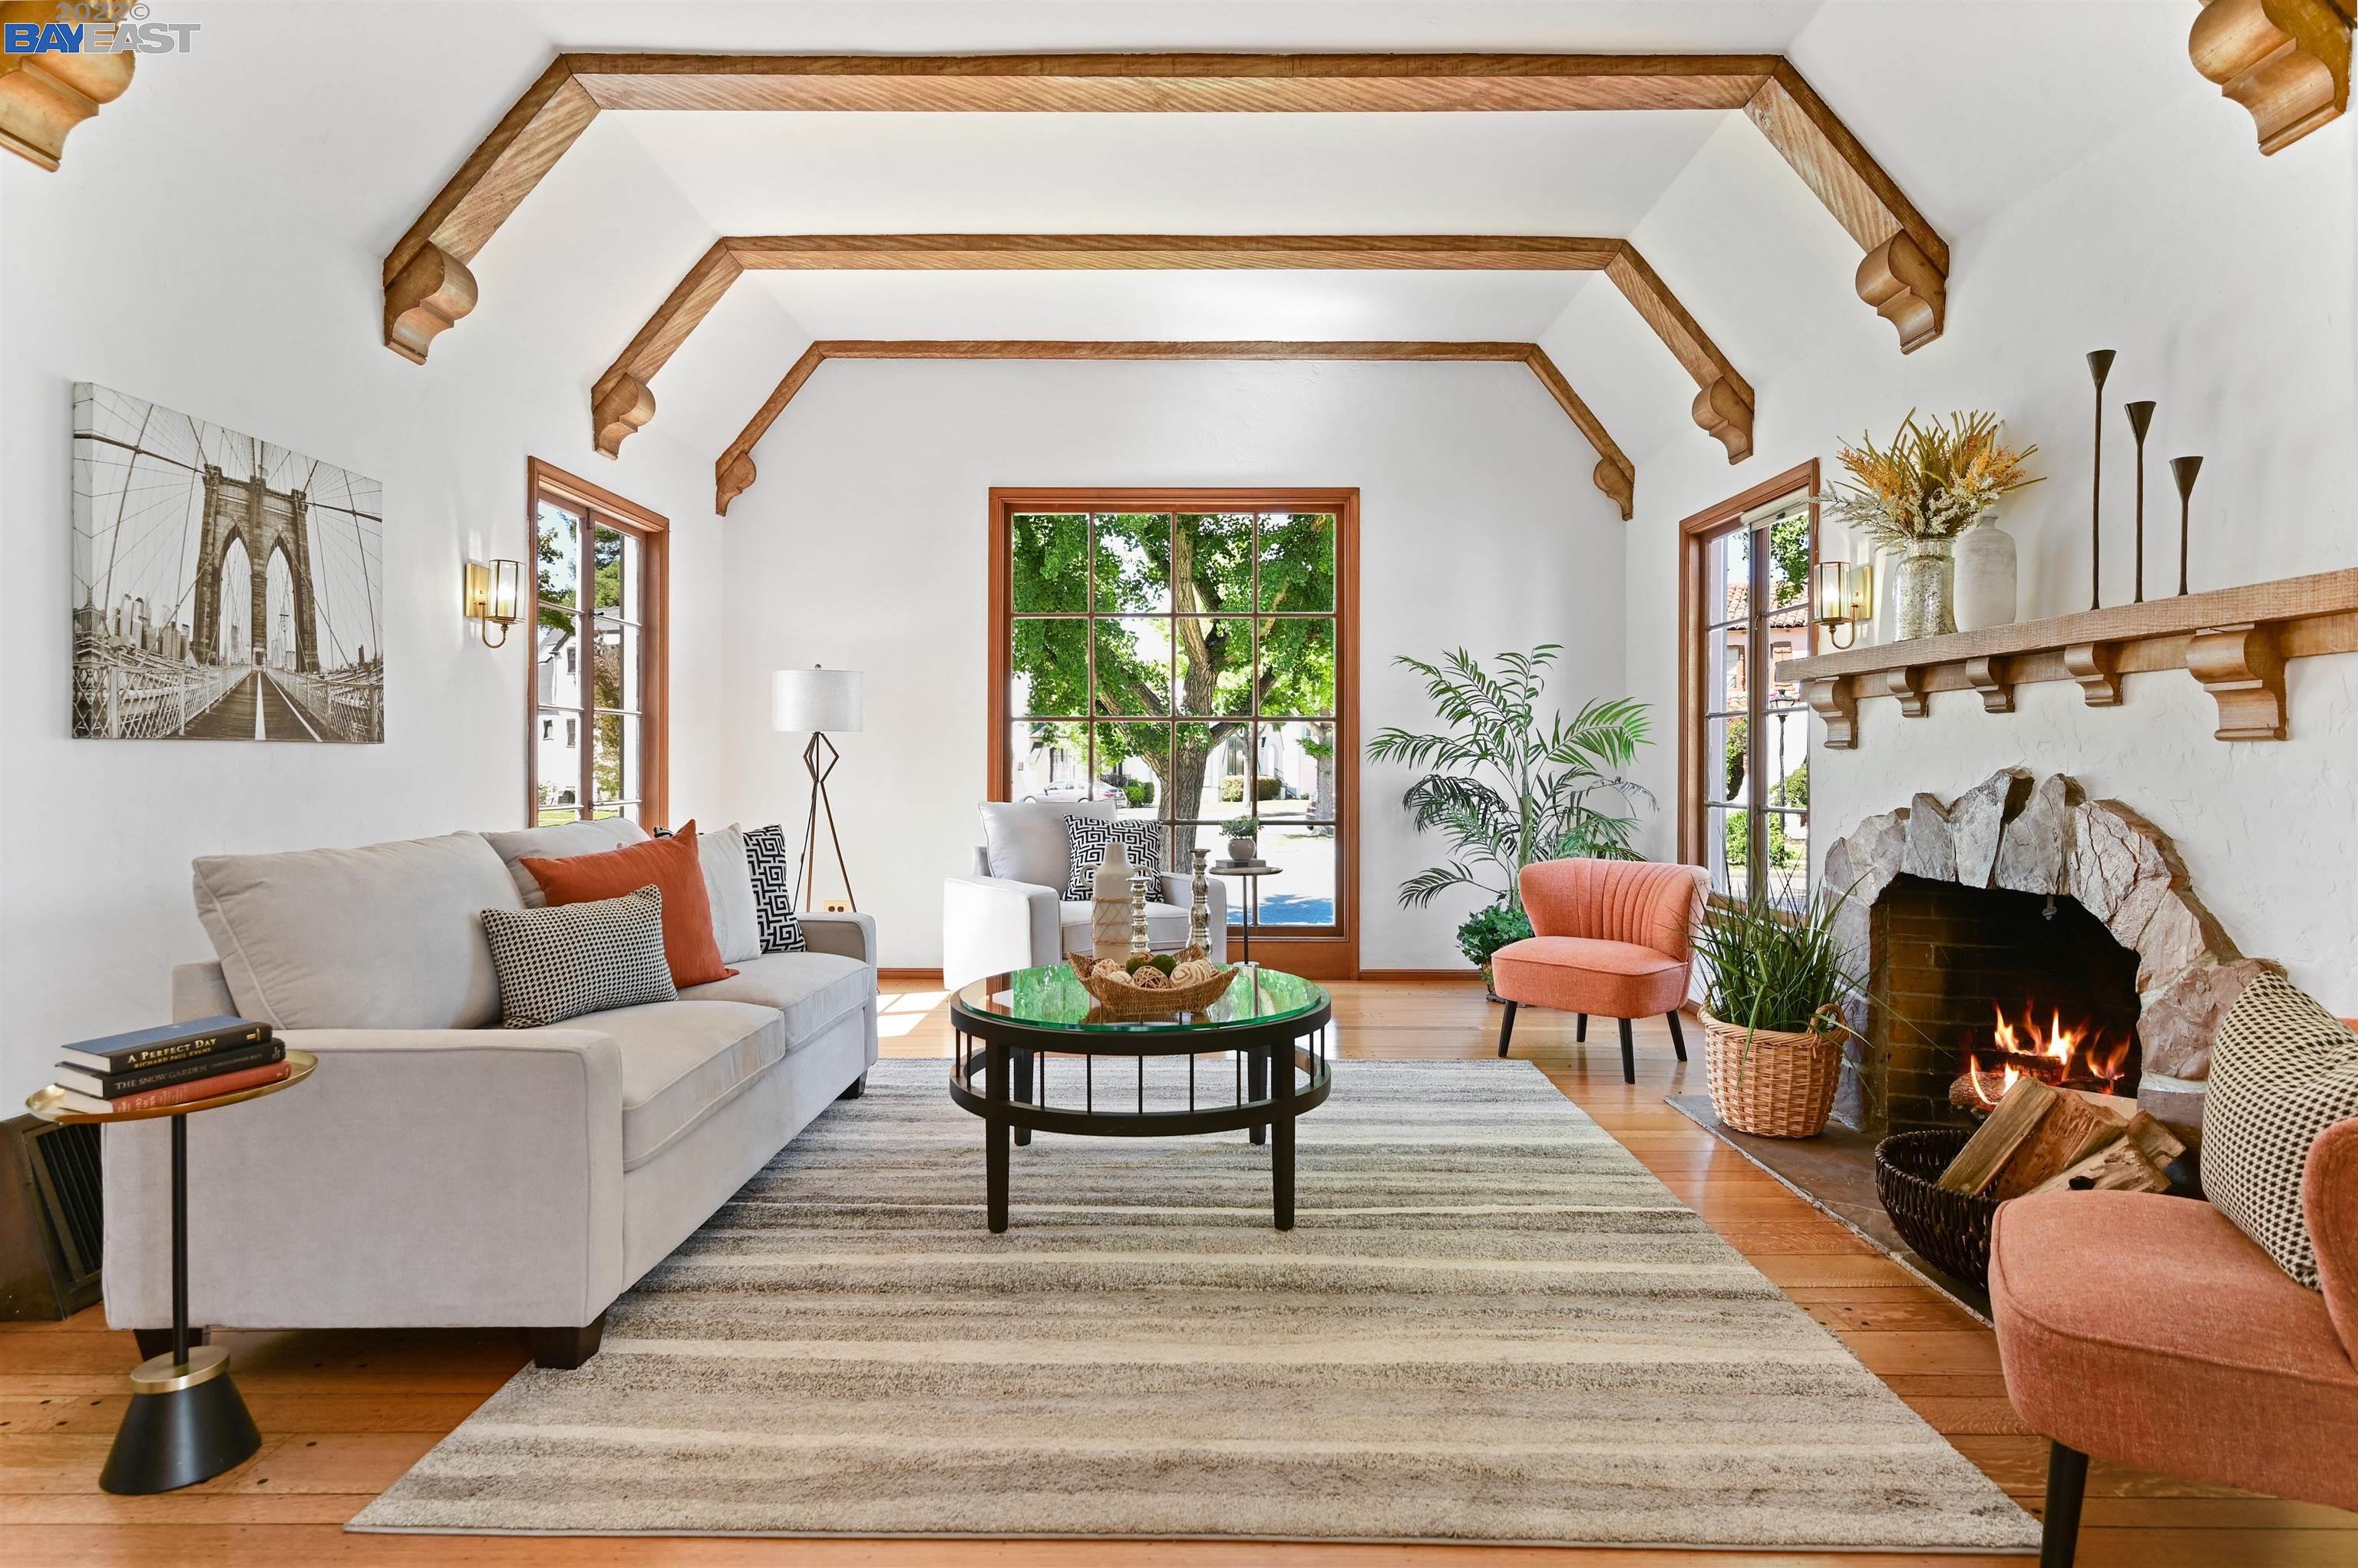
[943,801,1227,992]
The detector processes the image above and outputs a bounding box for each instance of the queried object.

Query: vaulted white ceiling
[158,0,2223,489]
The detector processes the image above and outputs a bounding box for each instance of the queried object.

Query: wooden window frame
[987,487,1359,979]
[525,458,669,828]
[1676,460,1820,893]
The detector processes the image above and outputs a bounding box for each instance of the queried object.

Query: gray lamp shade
[772,666,864,733]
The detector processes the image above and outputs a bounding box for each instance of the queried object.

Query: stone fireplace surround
[1821,767,2279,1141]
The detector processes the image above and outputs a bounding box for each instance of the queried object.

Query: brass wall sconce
[1813,560,1874,649]
[464,559,523,647]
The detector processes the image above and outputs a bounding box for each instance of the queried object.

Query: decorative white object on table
[1090,858,1134,960]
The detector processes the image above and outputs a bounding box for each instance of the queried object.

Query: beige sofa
[101,820,877,1368]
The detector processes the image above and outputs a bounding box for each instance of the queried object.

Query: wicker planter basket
[1699,1007,1844,1138]
[1067,952,1237,1019]
[1875,1128,1998,1288]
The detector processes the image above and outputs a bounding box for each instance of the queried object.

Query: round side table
[26,1050,316,1494]
[1211,862,1283,965]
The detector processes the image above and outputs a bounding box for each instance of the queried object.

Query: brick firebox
[1863,873,2143,1135]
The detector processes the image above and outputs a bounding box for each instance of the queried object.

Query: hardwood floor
[6,979,2351,1566]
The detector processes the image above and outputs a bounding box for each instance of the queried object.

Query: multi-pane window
[530,463,666,826]
[1000,507,1344,933]
[1696,498,1813,900]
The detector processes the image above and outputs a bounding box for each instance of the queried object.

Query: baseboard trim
[1356,969,1485,983]
[876,969,945,988]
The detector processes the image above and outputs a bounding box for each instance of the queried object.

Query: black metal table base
[949,1007,1332,1233]
[103,1113,262,1494]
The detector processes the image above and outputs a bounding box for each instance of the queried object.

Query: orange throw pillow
[519,821,735,989]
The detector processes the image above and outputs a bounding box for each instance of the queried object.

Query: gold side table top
[26,1050,318,1124]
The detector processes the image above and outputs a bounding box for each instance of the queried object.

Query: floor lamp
[771,666,864,913]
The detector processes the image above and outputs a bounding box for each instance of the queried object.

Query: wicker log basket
[1874,1128,1998,1287]
[1699,1004,1847,1138]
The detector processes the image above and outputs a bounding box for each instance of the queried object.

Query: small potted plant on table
[1222,816,1260,864]
[1692,890,1861,1137]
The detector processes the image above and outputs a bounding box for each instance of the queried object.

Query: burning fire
[1961,1002,2132,1108]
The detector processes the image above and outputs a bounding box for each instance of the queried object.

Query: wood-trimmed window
[1677,461,1818,903]
[987,489,1359,977]
[527,459,668,827]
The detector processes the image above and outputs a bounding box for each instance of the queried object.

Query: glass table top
[954,963,1329,1033]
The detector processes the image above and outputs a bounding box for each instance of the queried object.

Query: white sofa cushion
[679,951,872,1046]
[192,832,522,1030]
[482,817,649,906]
[980,798,1113,890]
[580,999,787,1170]
[695,827,763,966]
[1058,898,1197,956]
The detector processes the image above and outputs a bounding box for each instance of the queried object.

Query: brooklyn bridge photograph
[71,383,385,743]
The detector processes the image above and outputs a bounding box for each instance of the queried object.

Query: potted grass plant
[1692,889,1862,1137]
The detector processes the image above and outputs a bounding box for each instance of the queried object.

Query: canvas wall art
[72,383,385,742]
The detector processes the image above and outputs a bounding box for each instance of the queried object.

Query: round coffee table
[949,964,1332,1232]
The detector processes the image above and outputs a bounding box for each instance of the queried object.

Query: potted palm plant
[1691,889,1862,1137]
[1367,644,1653,983]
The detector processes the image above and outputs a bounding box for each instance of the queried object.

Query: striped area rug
[352,1058,2040,1549]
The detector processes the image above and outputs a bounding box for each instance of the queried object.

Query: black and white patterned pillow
[2204,972,2358,1289]
[1061,815,1166,901]
[480,885,676,1029]
[740,824,807,952]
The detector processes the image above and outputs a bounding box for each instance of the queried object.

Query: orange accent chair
[1491,858,1709,1084]
[1990,1116,2358,1568]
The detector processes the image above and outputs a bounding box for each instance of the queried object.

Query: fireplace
[1864,874,2141,1134]
[1821,768,2278,1141]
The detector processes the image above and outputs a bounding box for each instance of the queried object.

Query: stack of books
[49,1015,286,1114]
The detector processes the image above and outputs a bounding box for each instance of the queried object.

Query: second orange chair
[1491,857,1709,1084]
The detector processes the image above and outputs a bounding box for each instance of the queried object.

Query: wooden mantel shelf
[1783,567,2358,746]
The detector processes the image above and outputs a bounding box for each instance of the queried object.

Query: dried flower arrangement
[1815,411,2042,550]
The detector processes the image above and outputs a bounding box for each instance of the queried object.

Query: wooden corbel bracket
[2189,0,2353,155]
[2188,621,2288,739]
[0,39,134,172]
[2063,641,2125,707]
[1885,663,1931,717]
[1963,655,2016,713]
[1808,678,1860,749]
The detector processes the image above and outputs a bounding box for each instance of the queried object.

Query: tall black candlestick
[2124,401,2155,603]
[2170,455,2203,596]
[2086,352,2115,609]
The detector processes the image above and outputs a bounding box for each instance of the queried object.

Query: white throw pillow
[979,799,1114,890]
[696,826,764,966]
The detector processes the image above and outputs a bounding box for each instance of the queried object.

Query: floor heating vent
[1,1114,103,1319]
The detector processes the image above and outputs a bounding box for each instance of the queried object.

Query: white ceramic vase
[1953,519,2018,632]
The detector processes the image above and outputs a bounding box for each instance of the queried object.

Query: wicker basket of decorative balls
[1068,947,1237,1018]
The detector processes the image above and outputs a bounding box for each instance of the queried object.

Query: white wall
[0,28,743,1106]
[713,358,1630,970]
[1606,23,2358,1012]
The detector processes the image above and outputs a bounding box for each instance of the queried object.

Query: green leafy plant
[1692,887,1861,1044]
[1121,778,1155,809]
[1220,815,1260,838]
[1456,903,1533,987]
[1367,645,1653,915]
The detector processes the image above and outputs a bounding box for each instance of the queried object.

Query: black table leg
[1271,1043,1296,1230]
[1247,1045,1267,1146]
[986,1039,1010,1234]
[101,1113,259,1495]
[1011,1047,1033,1147]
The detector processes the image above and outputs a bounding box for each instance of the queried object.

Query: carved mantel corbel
[2063,641,2125,707]
[2190,0,2353,154]
[1808,678,1859,750]
[2188,621,2288,739]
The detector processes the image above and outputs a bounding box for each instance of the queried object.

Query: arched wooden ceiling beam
[0,2,137,171]
[592,233,1751,469]
[709,341,1634,523]
[384,51,1949,365]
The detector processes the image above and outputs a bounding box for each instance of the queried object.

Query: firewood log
[2026,1135,2169,1197]
[1938,1077,2059,1194]
[1994,1092,2131,1200]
